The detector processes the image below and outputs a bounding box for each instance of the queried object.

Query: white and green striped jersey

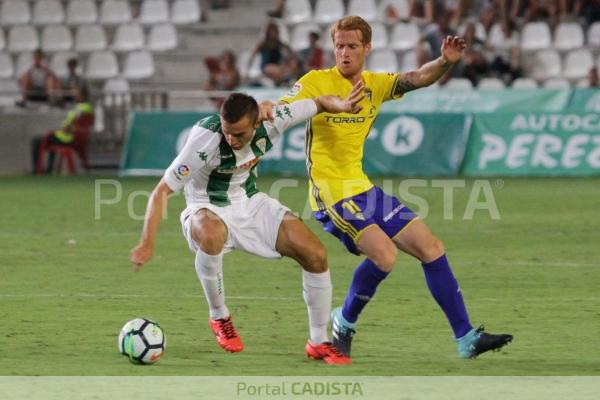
[164,99,317,206]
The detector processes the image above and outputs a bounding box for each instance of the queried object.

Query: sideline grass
[1,176,599,375]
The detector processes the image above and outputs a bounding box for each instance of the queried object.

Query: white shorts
[180,193,291,259]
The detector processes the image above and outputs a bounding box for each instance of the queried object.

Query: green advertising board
[462,112,600,176]
[120,112,471,177]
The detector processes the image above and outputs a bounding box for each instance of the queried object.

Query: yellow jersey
[280,66,402,211]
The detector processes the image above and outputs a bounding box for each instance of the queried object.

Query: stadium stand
[7,25,39,53]
[314,0,344,25]
[32,0,65,26]
[40,25,73,53]
[284,0,312,25]
[171,0,201,25]
[74,25,108,52]
[0,52,14,79]
[99,0,132,25]
[347,0,378,23]
[1,0,31,26]
[65,0,98,25]
[112,24,145,52]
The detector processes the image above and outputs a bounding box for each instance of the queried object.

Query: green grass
[1,176,599,376]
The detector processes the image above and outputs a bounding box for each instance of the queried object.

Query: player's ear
[364,42,372,56]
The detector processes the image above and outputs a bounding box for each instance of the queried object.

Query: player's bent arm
[393,56,452,95]
[130,179,174,269]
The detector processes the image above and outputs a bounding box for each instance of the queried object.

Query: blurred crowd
[203,0,600,91]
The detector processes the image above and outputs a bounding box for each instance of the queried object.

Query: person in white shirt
[130,83,364,365]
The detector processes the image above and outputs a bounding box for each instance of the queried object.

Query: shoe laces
[218,319,239,339]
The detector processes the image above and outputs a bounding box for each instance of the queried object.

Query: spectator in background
[574,0,600,25]
[421,9,456,60]
[31,86,94,174]
[523,0,560,29]
[247,22,298,87]
[454,21,489,85]
[587,67,599,87]
[298,31,325,74]
[203,50,241,107]
[17,49,61,107]
[488,18,522,84]
[62,58,88,104]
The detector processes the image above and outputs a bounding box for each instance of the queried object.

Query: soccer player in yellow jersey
[275,16,513,360]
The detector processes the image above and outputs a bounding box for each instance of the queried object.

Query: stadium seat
[399,49,418,71]
[238,50,262,81]
[171,0,201,25]
[275,21,290,44]
[112,24,145,52]
[41,26,73,53]
[15,52,33,76]
[378,0,410,22]
[587,22,600,47]
[123,50,155,80]
[0,78,19,106]
[543,77,570,89]
[285,0,312,24]
[147,24,178,52]
[66,0,98,25]
[553,22,584,51]
[50,52,79,78]
[139,0,170,25]
[487,23,504,48]
[103,77,131,106]
[0,29,5,51]
[1,0,31,26]
[562,48,594,79]
[290,23,321,51]
[477,77,505,89]
[367,50,398,72]
[389,22,420,51]
[314,0,344,25]
[444,78,474,90]
[530,49,561,80]
[0,52,14,79]
[370,22,388,50]
[86,51,119,80]
[521,22,552,51]
[348,0,378,22]
[511,77,539,89]
[99,0,132,25]
[75,25,107,52]
[7,26,39,53]
[32,0,64,25]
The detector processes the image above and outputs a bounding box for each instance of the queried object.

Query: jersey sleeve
[265,99,318,139]
[279,71,319,103]
[163,124,219,192]
[378,72,404,103]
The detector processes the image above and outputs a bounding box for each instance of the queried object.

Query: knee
[302,243,328,273]
[421,236,445,263]
[191,213,226,255]
[372,243,397,272]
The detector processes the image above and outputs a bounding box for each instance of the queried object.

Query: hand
[440,36,467,64]
[130,243,153,272]
[319,80,366,114]
[258,100,276,122]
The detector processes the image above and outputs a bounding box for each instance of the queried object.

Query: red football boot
[305,341,351,365]
[209,317,243,352]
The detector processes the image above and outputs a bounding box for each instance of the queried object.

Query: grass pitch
[1,176,599,376]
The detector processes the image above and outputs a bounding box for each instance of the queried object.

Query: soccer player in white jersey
[130,84,365,365]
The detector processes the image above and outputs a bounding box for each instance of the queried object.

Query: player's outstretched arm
[315,80,365,114]
[393,35,467,95]
[130,179,174,271]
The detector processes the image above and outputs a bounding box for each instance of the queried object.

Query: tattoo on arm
[393,72,419,96]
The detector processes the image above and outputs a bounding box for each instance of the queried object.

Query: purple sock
[342,259,389,323]
[422,254,473,338]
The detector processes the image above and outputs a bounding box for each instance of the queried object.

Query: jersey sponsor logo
[275,105,293,120]
[383,204,405,222]
[286,82,302,98]
[323,116,366,124]
[217,157,259,173]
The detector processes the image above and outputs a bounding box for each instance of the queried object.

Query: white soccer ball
[118,318,166,364]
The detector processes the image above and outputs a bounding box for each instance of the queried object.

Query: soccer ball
[118,318,166,364]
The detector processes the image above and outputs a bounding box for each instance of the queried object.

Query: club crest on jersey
[365,88,372,101]
[255,138,267,153]
[287,82,302,98]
